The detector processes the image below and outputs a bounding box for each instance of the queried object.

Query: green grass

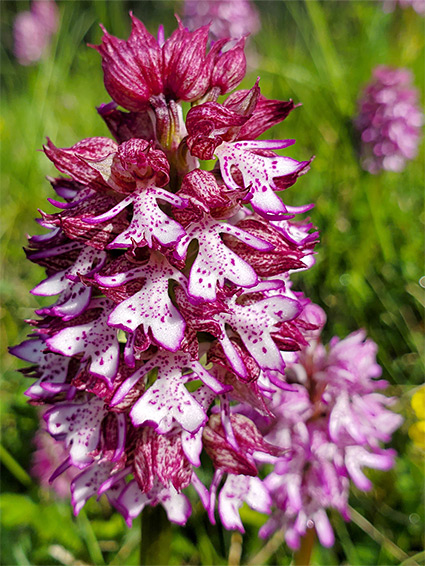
[1,1,424,564]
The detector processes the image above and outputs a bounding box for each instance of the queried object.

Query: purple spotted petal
[33,248,106,320]
[9,337,45,364]
[130,374,207,434]
[98,252,186,352]
[174,215,271,302]
[46,298,119,385]
[71,460,126,515]
[181,429,204,467]
[215,140,308,219]
[10,337,72,399]
[110,188,187,248]
[26,353,72,399]
[35,280,92,321]
[181,386,217,465]
[116,480,150,526]
[160,487,192,525]
[44,396,106,467]
[111,350,228,434]
[84,187,186,248]
[216,293,301,376]
[26,240,83,262]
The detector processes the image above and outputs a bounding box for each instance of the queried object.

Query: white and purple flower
[11,13,401,549]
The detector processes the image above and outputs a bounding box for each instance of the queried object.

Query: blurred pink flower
[32,413,78,498]
[382,0,425,15]
[183,0,261,40]
[257,330,403,549]
[13,0,59,66]
[355,66,423,174]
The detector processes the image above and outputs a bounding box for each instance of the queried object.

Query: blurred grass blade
[77,508,105,565]
[49,545,89,566]
[332,512,361,565]
[0,443,32,487]
[108,526,139,565]
[348,506,409,562]
[12,544,31,566]
[247,530,285,565]
[141,506,172,566]
[303,0,348,113]
[400,550,425,566]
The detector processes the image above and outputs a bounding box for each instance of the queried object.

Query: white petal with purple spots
[45,396,106,467]
[174,215,271,302]
[102,252,187,352]
[46,298,119,385]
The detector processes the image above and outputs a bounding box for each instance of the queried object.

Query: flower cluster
[12,14,402,546]
[183,0,260,41]
[253,325,403,548]
[11,14,316,528]
[355,65,423,174]
[13,0,59,66]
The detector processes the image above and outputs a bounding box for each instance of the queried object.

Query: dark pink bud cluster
[92,14,246,113]
[355,65,423,173]
[12,14,402,544]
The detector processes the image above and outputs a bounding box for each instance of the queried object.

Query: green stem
[293,527,315,566]
[77,509,105,565]
[0,444,32,487]
[348,505,409,563]
[140,506,172,566]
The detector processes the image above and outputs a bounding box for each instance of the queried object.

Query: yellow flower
[409,386,425,449]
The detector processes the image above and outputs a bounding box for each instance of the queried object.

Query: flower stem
[140,506,172,566]
[293,527,316,566]
[228,532,243,566]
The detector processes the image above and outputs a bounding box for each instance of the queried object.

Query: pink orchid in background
[13,0,59,66]
[382,0,425,15]
[11,11,402,555]
[252,325,403,549]
[32,411,78,498]
[355,65,423,174]
[183,0,261,41]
